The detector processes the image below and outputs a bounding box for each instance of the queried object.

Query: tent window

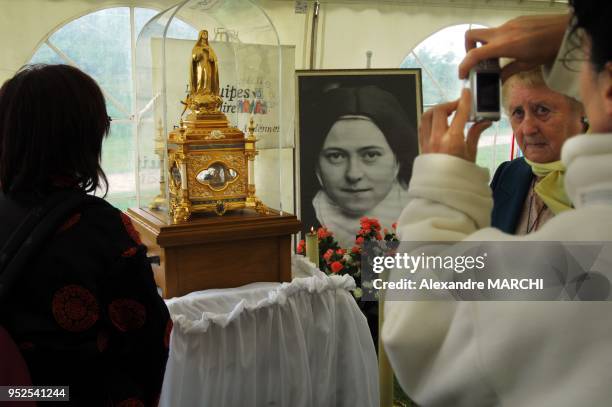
[29,7,197,209]
[401,23,514,173]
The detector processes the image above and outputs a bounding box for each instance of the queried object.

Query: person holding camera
[491,68,585,234]
[383,1,612,405]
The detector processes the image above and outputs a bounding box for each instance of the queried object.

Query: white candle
[305,227,319,268]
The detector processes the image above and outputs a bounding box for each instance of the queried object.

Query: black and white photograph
[296,69,422,248]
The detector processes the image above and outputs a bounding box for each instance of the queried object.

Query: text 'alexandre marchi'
[373,278,545,291]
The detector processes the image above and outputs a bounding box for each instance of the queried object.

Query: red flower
[351,246,361,254]
[383,228,389,235]
[336,249,345,256]
[317,227,332,239]
[297,239,305,254]
[330,261,344,273]
[355,236,364,246]
[392,222,397,230]
[323,249,334,262]
[376,232,383,240]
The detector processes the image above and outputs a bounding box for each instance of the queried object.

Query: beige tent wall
[1,0,567,84]
[312,1,566,69]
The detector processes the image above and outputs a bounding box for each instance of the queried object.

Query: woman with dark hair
[301,85,418,248]
[0,64,170,406]
[382,1,612,405]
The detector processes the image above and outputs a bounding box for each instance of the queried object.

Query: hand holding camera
[419,13,571,162]
[419,89,491,163]
[419,55,497,162]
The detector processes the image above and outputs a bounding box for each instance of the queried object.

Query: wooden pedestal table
[126,207,301,299]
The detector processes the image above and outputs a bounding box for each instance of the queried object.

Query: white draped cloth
[159,256,379,407]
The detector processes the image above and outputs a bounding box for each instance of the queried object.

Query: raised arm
[459,14,570,81]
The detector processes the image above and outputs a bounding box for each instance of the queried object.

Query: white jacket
[382,134,612,406]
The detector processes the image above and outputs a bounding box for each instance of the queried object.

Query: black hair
[569,0,611,72]
[0,64,110,203]
[308,85,417,187]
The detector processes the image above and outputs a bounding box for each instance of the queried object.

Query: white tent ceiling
[0,0,569,82]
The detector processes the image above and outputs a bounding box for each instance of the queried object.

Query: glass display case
[134,0,293,220]
[130,0,300,298]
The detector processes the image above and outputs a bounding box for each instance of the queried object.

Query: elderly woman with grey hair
[490,68,586,234]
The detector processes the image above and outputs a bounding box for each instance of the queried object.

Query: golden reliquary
[167,29,268,223]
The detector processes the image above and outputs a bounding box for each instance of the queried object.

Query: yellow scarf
[524,158,573,214]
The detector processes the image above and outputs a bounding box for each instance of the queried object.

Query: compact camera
[468,58,501,122]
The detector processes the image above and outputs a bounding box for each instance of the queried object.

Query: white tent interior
[0,1,584,406]
[0,0,570,221]
[1,0,567,83]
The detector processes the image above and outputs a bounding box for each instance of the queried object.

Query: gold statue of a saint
[185,29,223,115]
[191,30,219,96]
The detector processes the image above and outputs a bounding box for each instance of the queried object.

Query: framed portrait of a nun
[295,69,422,248]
